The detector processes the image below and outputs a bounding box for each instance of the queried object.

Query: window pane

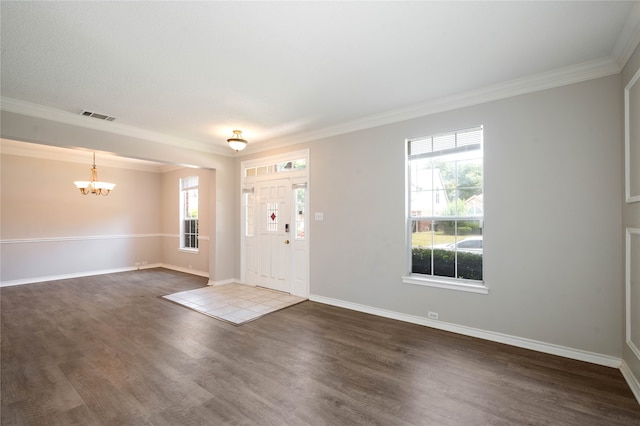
[245,192,254,237]
[433,133,456,152]
[180,176,198,190]
[293,159,306,170]
[411,219,433,275]
[185,189,198,218]
[266,203,278,232]
[408,137,432,156]
[411,219,434,248]
[456,222,482,280]
[456,127,483,148]
[295,188,305,240]
[277,161,294,171]
[431,219,456,278]
[410,158,439,217]
[456,158,483,203]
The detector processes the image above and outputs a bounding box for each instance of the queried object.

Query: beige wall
[160,167,212,276]
[0,151,213,283]
[0,153,163,282]
[0,110,237,284]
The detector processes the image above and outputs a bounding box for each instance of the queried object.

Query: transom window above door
[244,159,306,177]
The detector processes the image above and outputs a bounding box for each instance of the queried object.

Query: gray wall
[240,74,625,358]
[0,68,631,364]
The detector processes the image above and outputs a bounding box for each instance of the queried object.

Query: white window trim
[402,274,489,294]
[179,177,199,253]
[178,247,200,254]
[405,126,486,292]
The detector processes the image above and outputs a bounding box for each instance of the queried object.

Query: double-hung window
[406,126,484,287]
[180,176,199,251]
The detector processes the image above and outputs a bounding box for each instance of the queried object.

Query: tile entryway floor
[161,283,307,325]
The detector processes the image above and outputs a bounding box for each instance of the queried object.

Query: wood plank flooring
[1,268,639,425]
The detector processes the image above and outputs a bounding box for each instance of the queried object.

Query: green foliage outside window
[412,247,483,281]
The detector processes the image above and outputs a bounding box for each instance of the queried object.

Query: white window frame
[402,126,488,294]
[179,176,199,253]
[292,183,307,241]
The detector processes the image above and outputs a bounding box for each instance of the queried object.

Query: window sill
[402,275,489,294]
[178,248,199,254]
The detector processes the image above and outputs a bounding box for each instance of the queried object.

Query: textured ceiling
[1,1,639,155]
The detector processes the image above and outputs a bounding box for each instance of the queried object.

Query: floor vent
[80,110,116,121]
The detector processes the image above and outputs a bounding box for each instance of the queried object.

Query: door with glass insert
[256,178,291,292]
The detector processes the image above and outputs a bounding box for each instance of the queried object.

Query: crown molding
[0,97,233,157]
[242,56,622,155]
[612,2,640,69]
[2,52,627,160]
[0,138,170,173]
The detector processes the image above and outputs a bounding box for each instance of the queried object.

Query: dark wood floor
[1,269,639,425]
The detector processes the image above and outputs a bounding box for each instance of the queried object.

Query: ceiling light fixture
[73,152,116,196]
[227,130,248,151]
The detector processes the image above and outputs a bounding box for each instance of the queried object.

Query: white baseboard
[207,278,238,286]
[0,263,207,287]
[621,360,640,404]
[157,263,209,278]
[309,294,622,369]
[0,265,145,287]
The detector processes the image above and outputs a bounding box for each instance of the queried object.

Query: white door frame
[240,149,309,297]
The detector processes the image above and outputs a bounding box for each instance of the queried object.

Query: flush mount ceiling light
[73,152,116,196]
[227,130,248,151]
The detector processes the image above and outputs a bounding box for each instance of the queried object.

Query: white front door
[256,178,291,292]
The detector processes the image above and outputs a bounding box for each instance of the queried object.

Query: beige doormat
[161,283,307,325]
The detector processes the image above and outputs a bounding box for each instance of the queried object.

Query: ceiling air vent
[80,110,116,121]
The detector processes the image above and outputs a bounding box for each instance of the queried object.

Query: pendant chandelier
[73,153,116,196]
[227,130,248,151]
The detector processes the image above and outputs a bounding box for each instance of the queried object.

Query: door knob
[284,240,290,244]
